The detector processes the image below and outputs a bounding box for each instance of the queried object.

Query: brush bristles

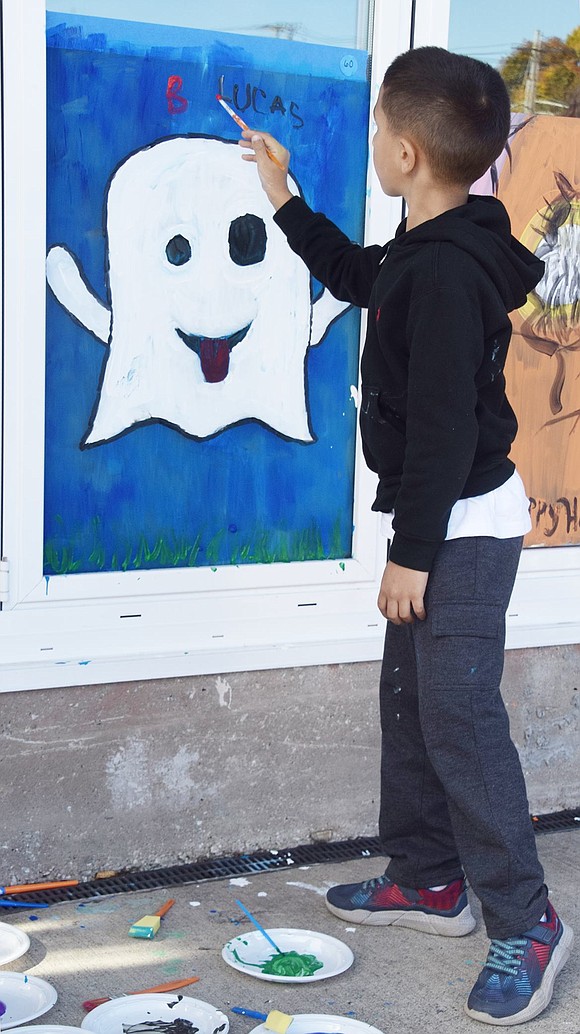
[128,915,161,939]
[265,1011,292,1034]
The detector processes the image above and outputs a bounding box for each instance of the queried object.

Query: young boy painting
[240,46,573,1025]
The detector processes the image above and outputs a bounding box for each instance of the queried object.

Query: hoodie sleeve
[389,281,484,571]
[274,196,386,307]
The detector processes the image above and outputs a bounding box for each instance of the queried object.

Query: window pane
[44,2,373,573]
[46,0,371,49]
[448,0,580,116]
[448,1,580,549]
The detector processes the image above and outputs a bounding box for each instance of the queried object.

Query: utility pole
[261,23,300,40]
[523,29,542,114]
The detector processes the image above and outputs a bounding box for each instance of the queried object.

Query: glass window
[448,1,580,550]
[448,0,580,116]
[44,2,374,574]
[46,1,371,49]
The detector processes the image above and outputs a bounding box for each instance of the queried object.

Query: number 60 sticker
[340,54,359,78]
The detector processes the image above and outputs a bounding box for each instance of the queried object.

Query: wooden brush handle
[129,977,198,995]
[82,976,200,1010]
[154,898,176,918]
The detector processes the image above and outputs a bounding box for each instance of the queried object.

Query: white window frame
[0,0,415,691]
[1,0,578,693]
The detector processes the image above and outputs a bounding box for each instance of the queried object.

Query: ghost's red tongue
[200,338,230,383]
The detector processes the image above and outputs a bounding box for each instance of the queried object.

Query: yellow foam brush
[232,1008,293,1033]
[128,898,175,939]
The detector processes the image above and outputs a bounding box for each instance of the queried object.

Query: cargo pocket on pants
[430,603,504,689]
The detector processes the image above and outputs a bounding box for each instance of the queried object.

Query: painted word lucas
[166,74,304,128]
[217,75,304,128]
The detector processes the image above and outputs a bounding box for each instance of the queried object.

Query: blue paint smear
[44,14,369,574]
[45,13,368,81]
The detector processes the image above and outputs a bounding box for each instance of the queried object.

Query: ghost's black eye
[166,234,192,266]
[229,214,267,266]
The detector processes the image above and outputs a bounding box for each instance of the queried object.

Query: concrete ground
[1,832,578,1034]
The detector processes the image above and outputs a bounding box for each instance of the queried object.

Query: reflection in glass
[448,1,579,116]
[46,0,372,50]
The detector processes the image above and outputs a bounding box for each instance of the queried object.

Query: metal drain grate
[532,807,580,833]
[6,810,579,908]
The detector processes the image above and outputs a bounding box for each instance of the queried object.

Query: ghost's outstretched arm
[310,288,351,347]
[46,245,111,344]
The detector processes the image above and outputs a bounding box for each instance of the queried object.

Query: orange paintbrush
[83,976,200,1011]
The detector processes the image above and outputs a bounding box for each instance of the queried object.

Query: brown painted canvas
[499,115,580,547]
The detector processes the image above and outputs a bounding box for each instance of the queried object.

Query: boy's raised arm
[240,129,385,308]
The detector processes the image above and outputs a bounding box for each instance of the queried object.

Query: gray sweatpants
[379,535,547,939]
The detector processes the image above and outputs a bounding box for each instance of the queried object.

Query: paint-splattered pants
[379,534,547,939]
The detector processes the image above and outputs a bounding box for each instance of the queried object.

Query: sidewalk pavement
[1,831,578,1034]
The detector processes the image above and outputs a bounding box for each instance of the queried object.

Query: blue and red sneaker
[465,900,573,1025]
[325,874,475,935]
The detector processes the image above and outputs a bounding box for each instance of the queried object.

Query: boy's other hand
[378,560,428,624]
[239,129,293,210]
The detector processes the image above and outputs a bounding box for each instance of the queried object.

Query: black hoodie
[274,194,544,571]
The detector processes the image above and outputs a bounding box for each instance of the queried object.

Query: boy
[240,47,573,1025]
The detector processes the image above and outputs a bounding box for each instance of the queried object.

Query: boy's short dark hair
[381,46,510,186]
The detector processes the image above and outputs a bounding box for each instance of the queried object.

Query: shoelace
[485,936,528,976]
[361,875,390,892]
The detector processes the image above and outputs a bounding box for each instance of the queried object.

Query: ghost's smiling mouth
[176,323,251,383]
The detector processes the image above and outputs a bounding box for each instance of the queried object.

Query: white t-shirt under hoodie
[381,469,531,549]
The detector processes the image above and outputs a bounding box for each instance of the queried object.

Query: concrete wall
[1,644,578,883]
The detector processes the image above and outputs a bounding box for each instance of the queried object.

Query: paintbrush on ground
[232,1008,331,1034]
[0,900,49,909]
[232,1008,294,1033]
[128,898,176,939]
[0,880,79,894]
[234,899,282,954]
[83,977,200,1010]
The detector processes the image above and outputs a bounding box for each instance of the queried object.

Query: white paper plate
[249,1017,384,1034]
[0,972,58,1028]
[0,921,30,965]
[221,928,354,983]
[15,1027,86,1033]
[81,994,229,1034]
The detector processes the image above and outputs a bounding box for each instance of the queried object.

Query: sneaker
[325,874,476,936]
[465,900,574,1025]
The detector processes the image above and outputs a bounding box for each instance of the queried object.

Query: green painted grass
[44,517,351,575]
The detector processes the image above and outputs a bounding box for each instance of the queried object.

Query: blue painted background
[45,14,370,573]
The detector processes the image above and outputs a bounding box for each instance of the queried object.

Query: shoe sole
[325,898,476,936]
[464,922,574,1025]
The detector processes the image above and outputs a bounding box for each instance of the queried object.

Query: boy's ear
[399,136,417,175]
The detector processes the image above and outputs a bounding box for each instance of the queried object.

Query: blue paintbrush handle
[234,899,282,954]
[232,1009,268,1020]
[0,900,49,908]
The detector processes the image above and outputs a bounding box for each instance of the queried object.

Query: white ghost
[46,135,349,446]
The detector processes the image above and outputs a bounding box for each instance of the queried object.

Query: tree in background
[500,26,580,113]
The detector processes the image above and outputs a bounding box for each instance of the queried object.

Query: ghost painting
[46,135,348,448]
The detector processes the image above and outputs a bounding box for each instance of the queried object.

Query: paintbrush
[128,897,175,939]
[0,900,49,909]
[232,1008,294,1034]
[215,95,286,171]
[83,977,200,1011]
[231,1009,331,1034]
[0,880,78,894]
[234,898,282,954]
